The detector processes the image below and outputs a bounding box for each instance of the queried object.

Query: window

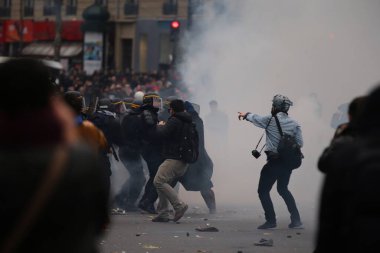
[0,0,11,17]
[23,0,34,17]
[0,0,11,7]
[95,0,107,5]
[66,0,77,15]
[124,0,138,15]
[43,0,55,16]
[163,0,178,15]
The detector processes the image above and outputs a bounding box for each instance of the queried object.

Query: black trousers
[139,150,165,206]
[257,155,301,223]
[116,146,145,209]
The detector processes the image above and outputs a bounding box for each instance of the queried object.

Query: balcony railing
[124,3,138,15]
[162,3,177,15]
[0,7,11,17]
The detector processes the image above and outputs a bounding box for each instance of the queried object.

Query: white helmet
[134,91,145,105]
[272,94,293,112]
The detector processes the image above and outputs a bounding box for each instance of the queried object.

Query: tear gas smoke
[178,0,380,221]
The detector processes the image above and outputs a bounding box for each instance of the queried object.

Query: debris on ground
[142,244,160,249]
[186,232,190,237]
[203,218,208,221]
[254,238,274,247]
[287,235,292,238]
[111,208,127,215]
[195,226,219,232]
[296,232,302,235]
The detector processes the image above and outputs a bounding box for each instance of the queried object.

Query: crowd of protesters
[56,67,189,106]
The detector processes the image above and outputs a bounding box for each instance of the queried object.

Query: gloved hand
[238,112,249,121]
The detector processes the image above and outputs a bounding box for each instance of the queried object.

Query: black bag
[179,122,199,164]
[274,115,303,169]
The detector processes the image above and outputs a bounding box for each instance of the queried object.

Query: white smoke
[178,0,380,220]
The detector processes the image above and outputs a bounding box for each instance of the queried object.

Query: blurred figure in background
[318,96,367,174]
[0,58,109,253]
[315,86,380,253]
[204,100,229,144]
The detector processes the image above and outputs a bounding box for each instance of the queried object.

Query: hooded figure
[178,101,216,213]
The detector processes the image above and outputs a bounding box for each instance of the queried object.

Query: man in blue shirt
[239,94,303,229]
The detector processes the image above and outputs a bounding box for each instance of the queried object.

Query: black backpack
[179,121,199,164]
[274,115,303,169]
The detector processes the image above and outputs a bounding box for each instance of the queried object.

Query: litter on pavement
[254,238,273,247]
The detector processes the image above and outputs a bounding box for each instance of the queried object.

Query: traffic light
[170,20,180,42]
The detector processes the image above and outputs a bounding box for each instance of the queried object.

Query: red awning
[3,20,34,42]
[62,21,83,41]
[33,20,83,41]
[34,21,55,41]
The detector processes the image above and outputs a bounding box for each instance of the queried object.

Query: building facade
[0,0,191,72]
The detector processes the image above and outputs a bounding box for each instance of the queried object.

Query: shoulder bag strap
[254,116,273,151]
[1,146,68,253]
[274,114,284,137]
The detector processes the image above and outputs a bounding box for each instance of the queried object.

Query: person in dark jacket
[152,99,190,222]
[318,96,366,174]
[315,85,380,253]
[138,93,165,214]
[89,98,124,149]
[115,102,146,211]
[178,101,216,213]
[0,58,109,253]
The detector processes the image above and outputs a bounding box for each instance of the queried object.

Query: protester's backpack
[179,121,199,163]
[274,115,303,169]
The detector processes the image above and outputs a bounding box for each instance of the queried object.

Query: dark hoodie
[156,112,192,160]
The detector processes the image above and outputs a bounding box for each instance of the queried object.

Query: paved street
[100,205,316,253]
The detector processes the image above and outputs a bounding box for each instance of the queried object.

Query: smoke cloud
[178,0,380,221]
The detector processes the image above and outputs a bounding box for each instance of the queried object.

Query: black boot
[201,189,216,214]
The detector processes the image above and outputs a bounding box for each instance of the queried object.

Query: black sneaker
[288,221,303,229]
[257,222,277,229]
